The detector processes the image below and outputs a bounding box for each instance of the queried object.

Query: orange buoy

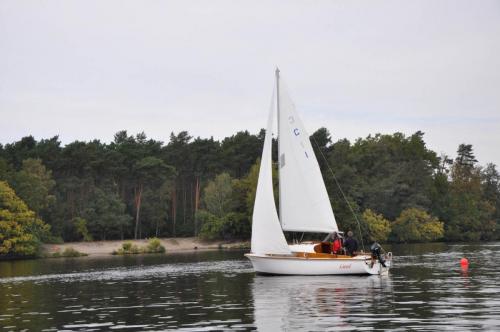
[460,257,469,266]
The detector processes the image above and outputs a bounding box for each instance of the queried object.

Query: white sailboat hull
[245,253,390,275]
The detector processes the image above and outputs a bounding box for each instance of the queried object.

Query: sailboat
[245,69,392,275]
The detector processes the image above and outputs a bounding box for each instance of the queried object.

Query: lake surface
[0,242,499,331]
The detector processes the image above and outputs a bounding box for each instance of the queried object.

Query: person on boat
[344,231,359,256]
[331,232,343,254]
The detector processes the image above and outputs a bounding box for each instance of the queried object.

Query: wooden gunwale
[245,252,372,261]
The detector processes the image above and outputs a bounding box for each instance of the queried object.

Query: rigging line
[310,135,366,252]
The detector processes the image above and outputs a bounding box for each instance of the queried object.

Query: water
[0,243,499,331]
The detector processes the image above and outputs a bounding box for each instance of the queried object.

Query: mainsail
[277,72,338,233]
[250,88,291,255]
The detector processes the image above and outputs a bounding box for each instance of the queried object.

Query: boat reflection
[252,274,393,330]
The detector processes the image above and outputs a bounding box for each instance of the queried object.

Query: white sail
[251,89,291,255]
[277,76,338,233]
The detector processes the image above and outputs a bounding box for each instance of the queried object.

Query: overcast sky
[1,0,499,166]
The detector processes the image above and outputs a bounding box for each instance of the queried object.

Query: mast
[276,67,283,225]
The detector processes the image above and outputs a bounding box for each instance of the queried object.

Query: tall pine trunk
[194,177,200,236]
[183,180,187,225]
[134,183,143,239]
[171,185,177,237]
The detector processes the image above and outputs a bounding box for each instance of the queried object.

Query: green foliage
[72,217,93,241]
[44,235,64,244]
[113,241,141,255]
[198,210,224,240]
[1,129,499,245]
[122,241,133,251]
[456,144,478,168]
[82,187,132,240]
[0,181,51,257]
[198,210,250,241]
[362,209,391,243]
[9,158,56,216]
[221,212,251,239]
[112,238,165,255]
[140,182,172,238]
[197,171,251,241]
[145,237,166,253]
[239,160,260,215]
[51,247,87,258]
[333,196,362,238]
[481,164,500,239]
[221,130,263,178]
[130,244,141,254]
[440,146,496,241]
[391,208,444,243]
[203,173,236,218]
[0,158,13,180]
[325,132,438,222]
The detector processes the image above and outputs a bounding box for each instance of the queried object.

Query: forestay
[277,78,338,233]
[250,89,291,255]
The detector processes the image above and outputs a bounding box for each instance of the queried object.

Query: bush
[220,212,250,239]
[362,209,391,243]
[0,181,51,258]
[122,241,133,251]
[50,247,87,258]
[61,247,87,257]
[145,238,166,253]
[198,210,250,240]
[391,208,444,243]
[198,210,224,240]
[130,244,141,254]
[112,239,165,255]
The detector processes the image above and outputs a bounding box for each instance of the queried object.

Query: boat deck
[293,252,370,259]
[257,252,372,261]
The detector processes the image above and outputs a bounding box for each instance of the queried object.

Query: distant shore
[42,237,250,257]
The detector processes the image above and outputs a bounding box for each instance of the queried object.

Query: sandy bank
[42,237,249,257]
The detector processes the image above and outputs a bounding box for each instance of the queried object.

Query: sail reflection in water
[252,275,393,331]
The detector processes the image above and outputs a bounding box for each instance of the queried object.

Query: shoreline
[41,237,250,257]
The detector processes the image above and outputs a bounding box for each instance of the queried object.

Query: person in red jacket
[331,232,343,254]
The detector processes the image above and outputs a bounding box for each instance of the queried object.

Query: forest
[1,128,499,257]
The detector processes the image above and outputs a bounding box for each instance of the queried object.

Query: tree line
[1,128,499,257]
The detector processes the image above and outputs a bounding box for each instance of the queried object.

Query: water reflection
[252,275,393,331]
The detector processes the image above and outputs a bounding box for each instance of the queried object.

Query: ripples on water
[0,243,499,331]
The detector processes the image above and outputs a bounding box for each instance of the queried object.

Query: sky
[1,0,499,166]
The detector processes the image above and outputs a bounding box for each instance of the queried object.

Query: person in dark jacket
[344,231,359,256]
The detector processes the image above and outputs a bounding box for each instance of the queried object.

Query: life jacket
[332,239,342,253]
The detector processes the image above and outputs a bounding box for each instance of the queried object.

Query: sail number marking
[288,116,308,159]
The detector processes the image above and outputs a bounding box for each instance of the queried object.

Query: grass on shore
[218,242,250,250]
[48,247,88,258]
[112,238,166,255]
